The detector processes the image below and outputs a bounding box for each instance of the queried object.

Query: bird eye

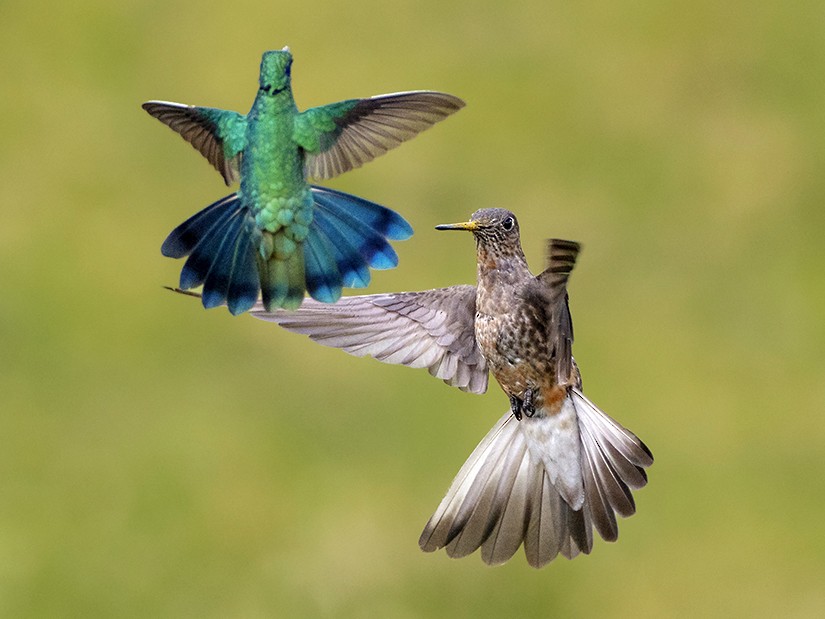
[502,217,514,231]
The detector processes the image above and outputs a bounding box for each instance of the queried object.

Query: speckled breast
[475,305,553,400]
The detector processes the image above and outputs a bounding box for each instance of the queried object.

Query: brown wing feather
[143,101,240,185]
[305,91,465,180]
[536,238,581,385]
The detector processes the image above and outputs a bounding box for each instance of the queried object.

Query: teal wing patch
[293,99,359,154]
[143,101,246,185]
[297,91,465,181]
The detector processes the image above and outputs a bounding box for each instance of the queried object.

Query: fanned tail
[161,193,260,315]
[163,187,413,313]
[419,389,652,568]
[301,185,413,297]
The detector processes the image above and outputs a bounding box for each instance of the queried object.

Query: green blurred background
[3,0,825,616]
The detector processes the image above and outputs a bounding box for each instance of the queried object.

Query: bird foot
[509,389,536,421]
[522,388,536,418]
[509,395,523,421]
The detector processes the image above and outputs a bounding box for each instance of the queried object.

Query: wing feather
[534,238,581,385]
[250,286,488,393]
[143,101,245,185]
[303,91,464,180]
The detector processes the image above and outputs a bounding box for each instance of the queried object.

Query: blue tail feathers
[303,229,343,303]
[310,186,413,271]
[305,187,413,301]
[162,187,413,313]
[162,194,260,315]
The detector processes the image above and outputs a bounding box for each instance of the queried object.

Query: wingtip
[447,94,467,110]
[142,100,175,115]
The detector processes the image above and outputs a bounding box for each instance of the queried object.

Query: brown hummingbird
[177,208,653,567]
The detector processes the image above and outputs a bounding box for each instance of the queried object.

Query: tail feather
[580,433,620,542]
[523,471,575,566]
[284,250,307,309]
[163,193,260,315]
[311,186,413,241]
[418,419,513,554]
[262,248,307,311]
[572,388,652,540]
[479,440,535,565]
[314,200,397,270]
[419,390,652,568]
[311,186,411,270]
[312,208,372,288]
[200,211,259,314]
[445,423,524,559]
[161,194,236,259]
[178,206,238,290]
[225,220,260,314]
[163,187,413,313]
[201,210,246,308]
[303,227,343,303]
[257,253,275,310]
[314,198,398,270]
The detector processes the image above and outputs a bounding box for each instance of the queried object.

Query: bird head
[437,208,528,274]
[436,208,521,247]
[259,47,293,95]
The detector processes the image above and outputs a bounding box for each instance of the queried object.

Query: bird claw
[509,389,536,421]
[522,388,536,418]
[509,395,522,421]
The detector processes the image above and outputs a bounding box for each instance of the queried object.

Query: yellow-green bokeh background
[3,1,825,617]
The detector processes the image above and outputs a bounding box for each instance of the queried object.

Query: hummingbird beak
[435,220,478,232]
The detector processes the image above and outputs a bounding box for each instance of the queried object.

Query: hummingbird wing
[536,239,581,386]
[249,285,488,394]
[143,101,246,185]
[296,91,465,180]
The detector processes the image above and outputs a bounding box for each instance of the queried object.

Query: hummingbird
[143,47,465,314]
[172,208,653,567]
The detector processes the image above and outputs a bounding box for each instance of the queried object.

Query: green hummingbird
[144,47,464,314]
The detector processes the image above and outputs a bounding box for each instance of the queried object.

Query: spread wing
[296,91,465,181]
[142,101,246,185]
[250,285,488,394]
[536,239,581,386]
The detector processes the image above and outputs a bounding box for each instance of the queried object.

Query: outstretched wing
[143,101,246,185]
[296,91,465,181]
[536,239,581,386]
[250,285,488,394]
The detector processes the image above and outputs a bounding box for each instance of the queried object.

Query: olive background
[3,1,824,617]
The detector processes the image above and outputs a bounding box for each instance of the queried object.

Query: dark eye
[502,217,514,231]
